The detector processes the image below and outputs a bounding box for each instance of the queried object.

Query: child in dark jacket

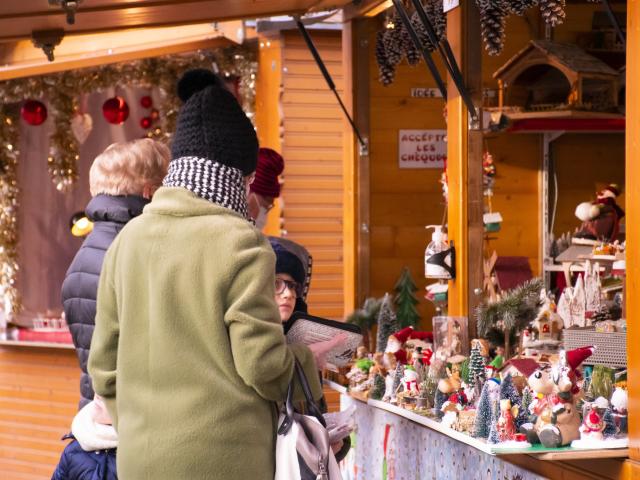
[52,395,117,480]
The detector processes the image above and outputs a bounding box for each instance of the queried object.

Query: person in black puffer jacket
[61,139,170,409]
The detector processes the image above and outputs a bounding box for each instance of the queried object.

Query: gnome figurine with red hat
[574,184,625,244]
[557,346,596,397]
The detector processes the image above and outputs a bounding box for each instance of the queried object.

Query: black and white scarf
[163,156,251,221]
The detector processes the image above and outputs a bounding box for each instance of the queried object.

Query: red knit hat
[565,346,596,371]
[250,148,284,198]
[390,327,414,344]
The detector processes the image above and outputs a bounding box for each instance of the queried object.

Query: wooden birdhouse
[493,40,619,112]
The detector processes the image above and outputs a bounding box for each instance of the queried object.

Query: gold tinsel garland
[0,104,21,313]
[0,45,257,314]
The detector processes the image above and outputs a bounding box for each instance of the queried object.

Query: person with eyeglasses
[247,148,284,229]
[269,237,351,461]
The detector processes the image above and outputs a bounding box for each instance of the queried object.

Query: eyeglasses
[275,278,302,298]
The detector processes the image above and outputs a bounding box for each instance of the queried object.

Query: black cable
[410,0,478,119]
[295,19,366,147]
[391,0,448,100]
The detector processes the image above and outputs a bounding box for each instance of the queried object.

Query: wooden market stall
[0,0,637,479]
[336,0,636,479]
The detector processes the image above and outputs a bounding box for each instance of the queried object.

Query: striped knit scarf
[163,156,251,221]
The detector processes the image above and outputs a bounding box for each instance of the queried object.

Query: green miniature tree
[369,373,386,400]
[393,267,421,328]
[467,344,486,390]
[347,297,383,351]
[376,293,398,352]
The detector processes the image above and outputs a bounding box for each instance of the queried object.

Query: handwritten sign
[410,87,443,98]
[399,129,447,169]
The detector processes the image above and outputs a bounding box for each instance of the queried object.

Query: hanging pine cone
[427,0,447,41]
[508,0,538,15]
[383,13,404,66]
[539,0,566,26]
[405,12,424,65]
[376,30,396,86]
[480,0,507,56]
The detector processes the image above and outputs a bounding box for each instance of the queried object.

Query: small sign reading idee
[411,88,443,98]
[398,129,447,169]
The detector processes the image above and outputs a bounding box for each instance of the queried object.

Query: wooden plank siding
[0,347,79,479]
[280,30,345,320]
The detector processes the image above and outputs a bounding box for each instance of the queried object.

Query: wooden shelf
[0,339,75,350]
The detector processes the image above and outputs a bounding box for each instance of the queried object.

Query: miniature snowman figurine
[610,387,628,436]
[497,399,519,442]
[401,366,420,395]
[579,407,605,442]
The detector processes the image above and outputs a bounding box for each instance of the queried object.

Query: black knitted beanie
[171,69,258,175]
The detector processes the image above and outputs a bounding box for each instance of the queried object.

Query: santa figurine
[574,184,625,244]
[497,399,519,442]
[385,326,434,365]
[579,407,605,442]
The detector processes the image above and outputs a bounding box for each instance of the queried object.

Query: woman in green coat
[88,70,330,479]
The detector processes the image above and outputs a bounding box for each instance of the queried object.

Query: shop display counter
[326,380,628,479]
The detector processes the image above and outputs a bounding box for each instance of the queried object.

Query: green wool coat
[88,187,322,480]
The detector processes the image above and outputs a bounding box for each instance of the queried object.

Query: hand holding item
[307,333,348,369]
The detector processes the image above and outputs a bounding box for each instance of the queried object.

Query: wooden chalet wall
[0,347,79,479]
[256,29,346,320]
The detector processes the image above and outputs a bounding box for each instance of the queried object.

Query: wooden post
[342,19,371,316]
[254,34,284,236]
[445,1,483,338]
[624,0,640,476]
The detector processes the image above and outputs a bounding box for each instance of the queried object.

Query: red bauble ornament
[140,95,153,109]
[102,96,130,125]
[140,117,153,129]
[21,100,48,126]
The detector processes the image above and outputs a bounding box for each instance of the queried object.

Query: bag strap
[278,358,325,435]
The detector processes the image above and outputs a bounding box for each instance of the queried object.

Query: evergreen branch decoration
[477,278,544,337]
[476,278,544,356]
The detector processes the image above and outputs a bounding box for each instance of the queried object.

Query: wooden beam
[343,0,392,21]
[445,1,483,335]
[624,0,640,476]
[255,34,284,237]
[0,33,235,81]
[342,18,372,315]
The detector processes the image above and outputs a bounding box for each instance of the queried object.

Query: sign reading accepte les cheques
[398,129,447,169]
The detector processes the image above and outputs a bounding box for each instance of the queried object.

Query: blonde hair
[89,139,170,196]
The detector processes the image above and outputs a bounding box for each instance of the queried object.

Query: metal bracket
[358,136,369,157]
[31,29,64,62]
[48,0,83,25]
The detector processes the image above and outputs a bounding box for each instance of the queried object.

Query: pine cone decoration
[427,0,447,41]
[540,0,566,26]
[480,0,507,56]
[383,13,404,66]
[508,0,538,15]
[376,30,396,86]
